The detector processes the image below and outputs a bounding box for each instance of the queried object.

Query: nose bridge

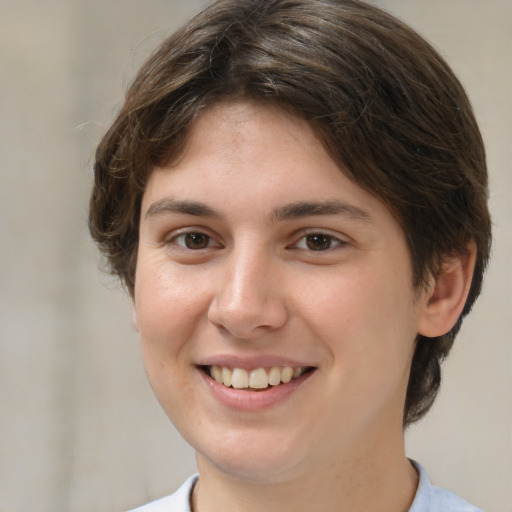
[230,243,267,301]
[208,241,287,338]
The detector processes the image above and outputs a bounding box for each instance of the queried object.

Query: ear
[132,308,139,332]
[417,241,476,338]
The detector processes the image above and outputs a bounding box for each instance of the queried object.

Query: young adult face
[134,101,434,483]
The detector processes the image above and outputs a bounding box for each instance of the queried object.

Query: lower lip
[198,369,314,412]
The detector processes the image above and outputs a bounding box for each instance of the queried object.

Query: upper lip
[197,354,315,370]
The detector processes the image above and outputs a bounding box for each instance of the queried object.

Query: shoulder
[409,461,483,512]
[126,475,198,512]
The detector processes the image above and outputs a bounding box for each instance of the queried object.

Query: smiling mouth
[202,365,314,390]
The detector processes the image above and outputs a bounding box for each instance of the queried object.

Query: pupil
[306,234,330,251]
[185,233,208,249]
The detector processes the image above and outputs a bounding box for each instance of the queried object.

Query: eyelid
[290,229,349,251]
[164,227,223,249]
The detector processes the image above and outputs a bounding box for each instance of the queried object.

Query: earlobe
[417,241,476,338]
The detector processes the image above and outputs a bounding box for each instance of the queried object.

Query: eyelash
[170,231,220,250]
[292,233,346,251]
[167,230,346,252]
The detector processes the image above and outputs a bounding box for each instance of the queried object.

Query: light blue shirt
[128,462,482,511]
[409,462,483,512]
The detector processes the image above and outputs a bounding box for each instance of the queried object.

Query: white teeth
[268,366,281,386]
[210,365,222,383]
[249,368,269,389]
[231,368,249,389]
[221,366,232,387]
[281,366,294,384]
[208,365,306,389]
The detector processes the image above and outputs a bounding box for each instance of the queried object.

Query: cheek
[134,260,211,359]
[134,262,209,416]
[299,263,417,361]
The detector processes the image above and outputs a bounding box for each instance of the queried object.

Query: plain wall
[0,1,510,511]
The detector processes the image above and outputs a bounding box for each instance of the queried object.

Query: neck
[192,439,418,512]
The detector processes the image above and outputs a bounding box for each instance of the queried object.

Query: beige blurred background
[0,1,510,511]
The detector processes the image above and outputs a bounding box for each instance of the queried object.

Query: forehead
[147,100,343,195]
[180,101,328,170]
[141,101,400,234]
[145,102,332,198]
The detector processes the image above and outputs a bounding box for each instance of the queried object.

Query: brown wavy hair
[89,0,491,426]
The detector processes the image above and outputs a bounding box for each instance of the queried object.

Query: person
[89,0,491,510]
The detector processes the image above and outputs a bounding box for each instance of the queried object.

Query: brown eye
[294,233,344,252]
[305,234,334,251]
[174,232,212,249]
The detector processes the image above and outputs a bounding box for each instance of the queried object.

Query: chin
[194,428,309,484]
[202,452,302,484]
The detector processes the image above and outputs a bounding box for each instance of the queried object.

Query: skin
[133,101,475,512]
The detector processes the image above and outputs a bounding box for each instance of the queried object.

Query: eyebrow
[145,198,221,219]
[145,198,372,223]
[270,200,372,223]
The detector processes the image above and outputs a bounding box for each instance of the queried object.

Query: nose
[208,248,288,340]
